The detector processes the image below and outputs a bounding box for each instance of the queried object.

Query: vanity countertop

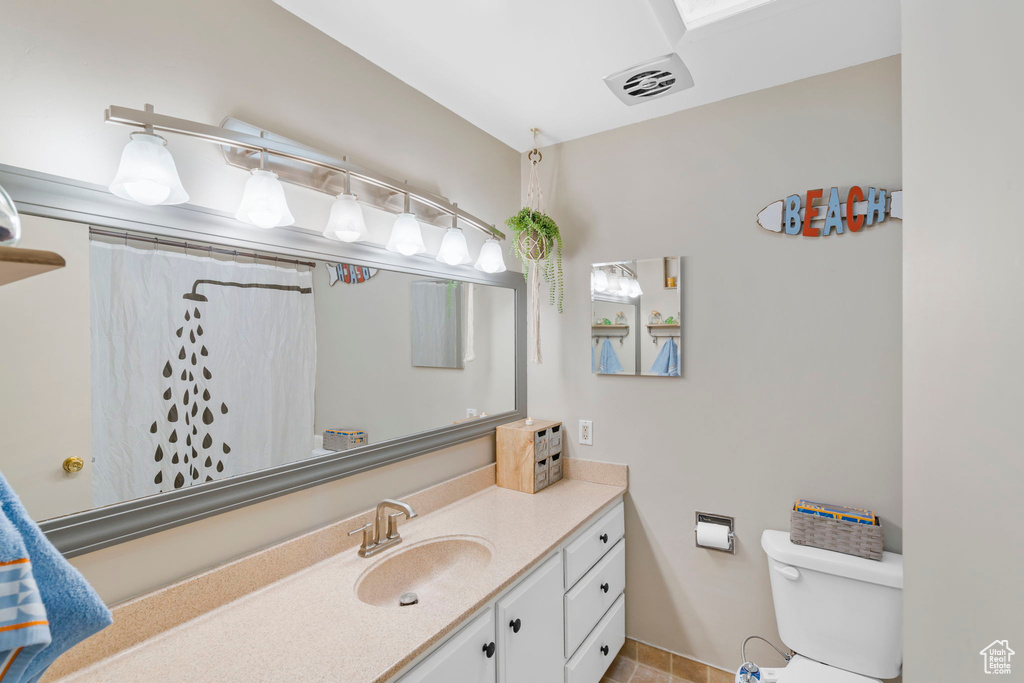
[62,477,626,682]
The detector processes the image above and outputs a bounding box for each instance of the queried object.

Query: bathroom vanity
[396,500,625,683]
[52,461,627,683]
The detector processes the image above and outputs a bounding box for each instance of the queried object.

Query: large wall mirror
[591,257,682,377]
[0,165,524,555]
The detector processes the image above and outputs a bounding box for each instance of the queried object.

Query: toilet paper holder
[695,512,735,554]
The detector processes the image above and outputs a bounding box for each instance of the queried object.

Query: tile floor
[602,639,734,683]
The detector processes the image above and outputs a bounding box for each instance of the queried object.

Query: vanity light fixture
[592,269,609,292]
[474,238,507,273]
[436,204,472,265]
[618,275,633,295]
[235,144,294,229]
[323,172,367,242]
[386,193,426,256]
[630,277,644,297]
[109,133,189,206]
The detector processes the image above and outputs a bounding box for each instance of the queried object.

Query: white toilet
[753,529,903,682]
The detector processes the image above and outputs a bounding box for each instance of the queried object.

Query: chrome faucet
[348,498,419,558]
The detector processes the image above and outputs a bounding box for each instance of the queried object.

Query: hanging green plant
[505,207,564,313]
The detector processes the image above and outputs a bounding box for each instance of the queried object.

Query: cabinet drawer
[565,538,625,657]
[563,502,624,589]
[564,594,625,683]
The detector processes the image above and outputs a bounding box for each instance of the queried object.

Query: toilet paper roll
[696,521,732,550]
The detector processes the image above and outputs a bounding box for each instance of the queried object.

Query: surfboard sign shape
[757,187,902,236]
[325,262,378,286]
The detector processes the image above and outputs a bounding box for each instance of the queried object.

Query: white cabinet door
[398,609,497,683]
[497,554,565,683]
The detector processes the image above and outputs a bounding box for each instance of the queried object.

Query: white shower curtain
[90,242,316,507]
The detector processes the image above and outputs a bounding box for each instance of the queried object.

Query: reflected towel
[0,504,51,683]
[650,337,680,376]
[597,339,623,374]
[0,475,111,683]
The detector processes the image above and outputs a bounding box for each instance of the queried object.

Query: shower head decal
[153,278,312,492]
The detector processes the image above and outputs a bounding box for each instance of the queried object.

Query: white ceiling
[274,0,900,151]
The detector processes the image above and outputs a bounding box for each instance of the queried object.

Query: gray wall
[527,57,902,671]
[0,0,519,603]
[902,2,1024,680]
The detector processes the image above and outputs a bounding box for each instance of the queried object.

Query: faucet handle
[385,511,406,540]
[348,522,374,549]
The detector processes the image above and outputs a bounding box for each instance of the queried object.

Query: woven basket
[790,510,884,561]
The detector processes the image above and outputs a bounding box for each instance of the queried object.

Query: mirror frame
[0,163,527,557]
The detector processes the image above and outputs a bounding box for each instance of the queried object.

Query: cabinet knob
[599,533,609,544]
[600,582,609,593]
[509,618,522,634]
[482,642,495,658]
[600,645,610,656]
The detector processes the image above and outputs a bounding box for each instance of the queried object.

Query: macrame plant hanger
[525,128,545,364]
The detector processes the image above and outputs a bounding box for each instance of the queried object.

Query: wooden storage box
[497,419,563,493]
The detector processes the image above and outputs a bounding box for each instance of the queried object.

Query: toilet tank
[761,530,903,680]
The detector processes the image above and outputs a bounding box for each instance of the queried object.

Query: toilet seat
[758,655,881,683]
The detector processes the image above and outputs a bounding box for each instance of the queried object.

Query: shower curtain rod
[88,228,317,268]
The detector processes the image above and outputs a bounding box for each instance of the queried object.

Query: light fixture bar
[104,104,504,241]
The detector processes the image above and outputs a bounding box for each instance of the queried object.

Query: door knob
[600,645,610,656]
[509,618,522,633]
[482,642,495,658]
[599,533,609,543]
[600,582,609,593]
[62,457,84,473]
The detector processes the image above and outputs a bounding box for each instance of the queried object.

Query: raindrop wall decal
[167,405,178,422]
[154,471,163,485]
[169,430,177,443]
[163,387,172,400]
[176,327,183,338]
[202,433,212,449]
[163,362,172,378]
[203,389,210,401]
[154,445,164,462]
[174,472,184,488]
[178,347,186,360]
[221,403,228,414]
[223,443,231,454]
[197,325,203,336]
[202,407,214,425]
[150,421,158,434]
[203,367,212,380]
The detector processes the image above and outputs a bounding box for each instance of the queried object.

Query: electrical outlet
[579,419,593,445]
[466,408,478,418]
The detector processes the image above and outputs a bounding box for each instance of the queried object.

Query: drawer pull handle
[600,645,610,656]
[599,533,609,543]
[600,582,609,593]
[482,642,495,658]
[509,618,522,633]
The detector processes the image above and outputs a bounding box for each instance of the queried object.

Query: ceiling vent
[603,53,694,106]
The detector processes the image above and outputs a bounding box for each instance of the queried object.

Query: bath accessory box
[496,419,563,494]
[790,507,884,561]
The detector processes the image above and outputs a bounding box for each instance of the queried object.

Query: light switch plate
[579,419,593,445]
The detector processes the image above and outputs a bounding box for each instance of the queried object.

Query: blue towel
[649,337,680,376]
[0,474,111,683]
[597,339,623,374]
[0,506,51,683]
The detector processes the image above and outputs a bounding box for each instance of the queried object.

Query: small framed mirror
[591,256,682,377]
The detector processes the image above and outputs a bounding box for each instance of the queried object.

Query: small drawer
[564,593,625,683]
[549,453,563,483]
[548,426,562,454]
[535,458,549,492]
[565,539,625,657]
[534,430,549,459]
[563,502,625,589]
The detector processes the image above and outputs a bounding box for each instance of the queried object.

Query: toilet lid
[774,656,881,683]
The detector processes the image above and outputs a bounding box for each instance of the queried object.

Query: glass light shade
[323,193,367,242]
[474,238,507,273]
[619,276,633,295]
[0,184,21,246]
[386,213,425,256]
[235,169,294,229]
[109,132,189,206]
[436,227,472,265]
[592,270,608,292]
[631,278,644,297]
